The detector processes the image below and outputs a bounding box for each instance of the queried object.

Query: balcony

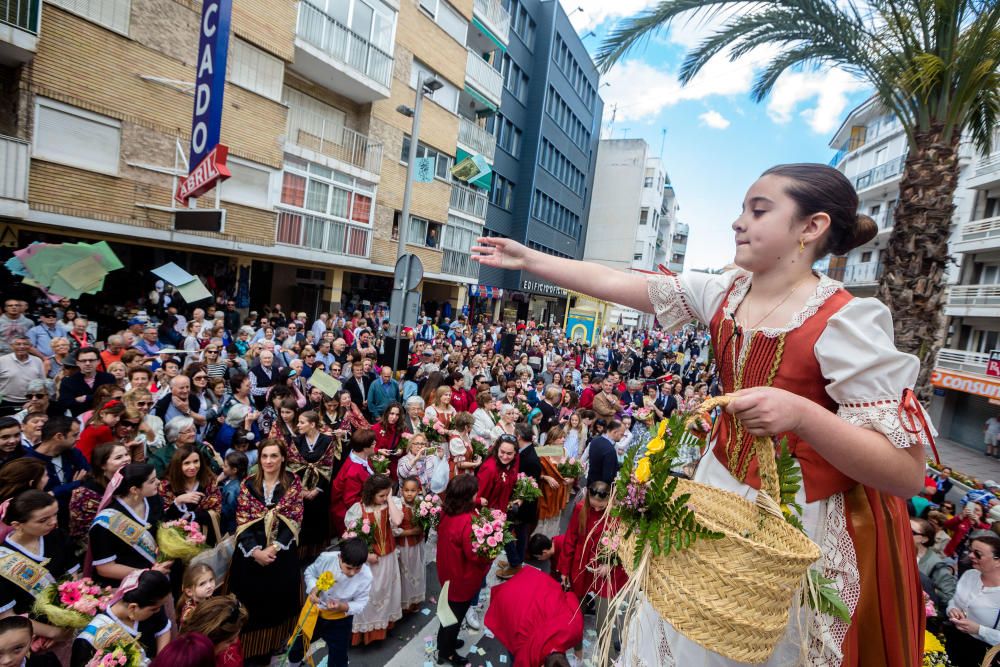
[275,209,371,259]
[969,129,1000,190]
[954,215,1000,254]
[442,249,480,279]
[936,348,990,377]
[457,116,496,162]
[449,182,488,220]
[855,155,906,192]
[293,0,394,103]
[0,0,39,62]
[472,0,509,45]
[842,261,883,286]
[285,106,383,177]
[465,48,503,108]
[0,135,28,218]
[944,284,1000,318]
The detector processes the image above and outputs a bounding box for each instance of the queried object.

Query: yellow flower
[317,571,336,592]
[635,457,652,483]
[656,420,668,439]
[646,437,665,456]
[922,631,944,654]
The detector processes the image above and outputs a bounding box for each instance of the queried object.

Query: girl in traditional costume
[345,474,402,645]
[228,438,303,661]
[472,163,932,666]
[0,491,79,661]
[396,476,426,613]
[68,442,130,545]
[70,569,172,666]
[88,464,172,589]
[158,447,222,534]
[291,410,339,561]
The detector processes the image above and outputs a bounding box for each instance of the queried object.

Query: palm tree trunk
[876,125,959,397]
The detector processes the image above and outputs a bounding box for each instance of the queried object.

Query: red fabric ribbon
[898,388,939,464]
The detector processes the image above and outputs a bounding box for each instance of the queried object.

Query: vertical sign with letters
[175,0,233,205]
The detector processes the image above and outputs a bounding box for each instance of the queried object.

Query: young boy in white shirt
[288,538,373,667]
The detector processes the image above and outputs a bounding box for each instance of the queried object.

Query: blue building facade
[477,0,603,324]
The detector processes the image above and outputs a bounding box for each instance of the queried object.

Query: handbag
[429,455,450,494]
[190,510,235,584]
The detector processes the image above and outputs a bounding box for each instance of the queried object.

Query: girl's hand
[471,238,529,271]
[152,561,174,574]
[367,553,379,565]
[725,387,806,436]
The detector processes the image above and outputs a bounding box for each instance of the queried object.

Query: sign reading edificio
[176,0,233,205]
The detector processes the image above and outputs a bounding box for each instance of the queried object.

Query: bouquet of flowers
[370,452,391,475]
[415,493,443,535]
[343,514,375,549]
[594,530,622,568]
[85,637,144,667]
[470,435,490,461]
[420,415,451,445]
[156,518,208,562]
[556,457,583,480]
[922,630,953,667]
[516,401,531,418]
[33,578,114,629]
[512,473,542,502]
[470,507,514,560]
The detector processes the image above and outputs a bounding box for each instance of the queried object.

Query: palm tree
[597,0,1000,389]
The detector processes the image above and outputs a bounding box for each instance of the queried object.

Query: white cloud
[767,68,869,133]
[699,110,730,129]
[563,0,658,32]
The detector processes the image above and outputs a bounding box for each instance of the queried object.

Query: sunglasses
[118,421,140,428]
[498,434,517,444]
[205,349,219,354]
[193,375,208,380]
[25,393,47,399]
[589,489,610,499]
[135,401,151,407]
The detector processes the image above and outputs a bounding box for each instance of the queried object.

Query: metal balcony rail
[449,182,488,219]
[442,249,480,278]
[275,209,371,258]
[465,48,502,102]
[286,106,383,174]
[297,1,393,89]
[842,261,884,285]
[936,348,990,375]
[946,284,1000,308]
[473,0,509,43]
[855,155,906,190]
[458,116,496,161]
[960,215,1000,245]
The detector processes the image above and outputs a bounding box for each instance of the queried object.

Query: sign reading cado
[176,0,233,205]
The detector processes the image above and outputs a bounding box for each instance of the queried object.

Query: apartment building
[584,139,668,327]
[473,0,602,326]
[662,181,686,274]
[0,0,504,318]
[928,129,1000,450]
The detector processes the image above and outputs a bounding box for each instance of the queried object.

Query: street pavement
[933,436,1000,482]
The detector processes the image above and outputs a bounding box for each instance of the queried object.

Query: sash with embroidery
[93,508,158,564]
[0,546,55,598]
[78,612,146,661]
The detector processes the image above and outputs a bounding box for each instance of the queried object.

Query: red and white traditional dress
[623,270,932,667]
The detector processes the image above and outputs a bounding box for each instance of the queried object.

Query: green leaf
[806,570,851,622]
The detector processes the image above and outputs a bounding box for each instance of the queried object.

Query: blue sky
[562,1,874,270]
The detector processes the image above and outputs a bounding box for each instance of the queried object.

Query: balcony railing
[974,129,1000,177]
[843,261,884,285]
[1,0,39,33]
[297,1,393,89]
[275,209,371,258]
[946,284,1000,308]
[936,348,990,376]
[465,48,503,104]
[285,106,383,174]
[449,182,488,219]
[959,215,1000,246]
[674,222,689,236]
[458,116,496,161]
[0,135,28,203]
[473,0,509,44]
[442,249,480,279]
[855,155,906,190]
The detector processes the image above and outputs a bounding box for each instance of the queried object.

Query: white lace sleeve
[645,269,742,330]
[816,298,936,449]
[344,502,363,528]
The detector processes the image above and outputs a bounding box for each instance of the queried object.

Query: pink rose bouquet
[156,518,208,562]
[414,493,443,535]
[343,514,376,549]
[33,577,114,629]
[555,457,583,480]
[86,637,144,667]
[470,507,514,560]
[512,472,542,503]
[370,452,391,475]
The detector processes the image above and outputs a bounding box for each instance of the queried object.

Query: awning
[471,284,504,299]
[471,17,507,53]
[463,85,498,113]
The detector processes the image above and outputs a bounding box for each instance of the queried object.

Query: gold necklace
[742,276,810,330]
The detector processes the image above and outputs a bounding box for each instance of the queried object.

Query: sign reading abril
[176,0,233,205]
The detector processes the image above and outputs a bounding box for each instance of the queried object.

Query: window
[410,60,459,113]
[500,55,530,105]
[494,115,522,158]
[393,211,442,248]
[527,241,572,259]
[419,0,467,43]
[48,0,130,35]
[33,98,121,175]
[509,0,535,50]
[634,253,643,261]
[400,135,453,181]
[490,175,515,210]
[532,189,581,239]
[639,209,648,226]
[229,38,284,102]
[221,159,274,210]
[545,87,592,152]
[539,139,586,195]
[860,251,872,263]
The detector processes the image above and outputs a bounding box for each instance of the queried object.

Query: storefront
[520,278,568,327]
[928,368,1000,451]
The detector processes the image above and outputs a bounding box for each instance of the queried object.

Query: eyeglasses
[25,393,47,399]
[193,375,208,380]
[205,349,219,354]
[134,401,151,407]
[970,550,998,560]
[305,354,315,358]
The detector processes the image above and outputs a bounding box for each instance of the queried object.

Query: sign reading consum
[175,0,233,205]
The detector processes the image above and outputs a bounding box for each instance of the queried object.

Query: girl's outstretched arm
[471,238,654,312]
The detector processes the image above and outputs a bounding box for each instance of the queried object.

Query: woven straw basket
[618,395,822,663]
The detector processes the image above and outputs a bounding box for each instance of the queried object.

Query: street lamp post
[395,74,443,259]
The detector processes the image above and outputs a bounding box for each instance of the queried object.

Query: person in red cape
[484,566,583,667]
[475,434,519,511]
[330,429,374,536]
[435,474,493,667]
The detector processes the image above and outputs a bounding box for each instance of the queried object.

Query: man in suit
[587,420,624,488]
[345,360,374,418]
[57,347,114,417]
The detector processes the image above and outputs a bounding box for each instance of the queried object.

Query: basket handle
[685,395,784,519]
[983,644,1000,667]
